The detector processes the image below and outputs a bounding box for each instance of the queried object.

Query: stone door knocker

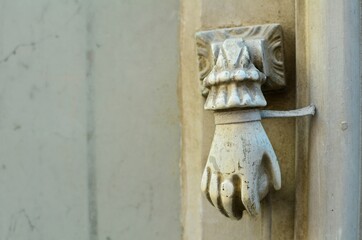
[196,24,315,219]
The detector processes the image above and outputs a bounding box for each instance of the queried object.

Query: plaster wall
[0,1,181,240]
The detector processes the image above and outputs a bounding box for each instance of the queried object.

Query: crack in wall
[0,35,59,64]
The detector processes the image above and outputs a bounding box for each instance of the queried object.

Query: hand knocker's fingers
[264,150,281,190]
[201,166,214,205]
[208,172,229,217]
[220,179,234,218]
[201,167,210,193]
[241,176,261,216]
[209,172,220,207]
[220,179,234,217]
[258,171,269,200]
[220,175,244,220]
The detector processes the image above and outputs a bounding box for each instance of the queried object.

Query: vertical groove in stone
[360,2,362,239]
[294,1,309,239]
[85,1,98,239]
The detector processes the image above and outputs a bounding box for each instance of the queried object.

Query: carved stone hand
[201,117,281,219]
[196,26,314,220]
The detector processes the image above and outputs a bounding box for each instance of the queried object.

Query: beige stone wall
[181,0,361,239]
[300,0,361,239]
[180,1,297,239]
